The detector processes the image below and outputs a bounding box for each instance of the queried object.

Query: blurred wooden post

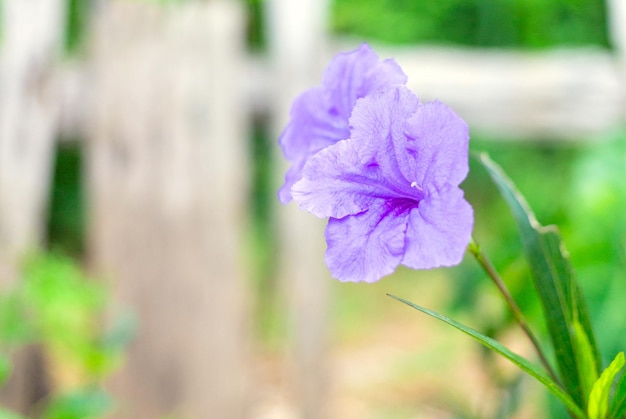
[0,0,65,284]
[265,0,333,418]
[0,0,66,411]
[88,1,250,417]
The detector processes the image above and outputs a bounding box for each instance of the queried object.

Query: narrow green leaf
[479,153,601,408]
[573,320,599,407]
[388,294,586,419]
[588,352,625,419]
[610,358,626,419]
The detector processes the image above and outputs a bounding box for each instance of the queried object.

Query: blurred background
[0,0,625,418]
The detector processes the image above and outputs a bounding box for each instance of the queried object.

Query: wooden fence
[0,0,625,417]
[88,2,250,417]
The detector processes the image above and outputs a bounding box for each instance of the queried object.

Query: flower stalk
[468,238,560,384]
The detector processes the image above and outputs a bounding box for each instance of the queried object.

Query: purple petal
[325,201,411,282]
[401,184,473,269]
[278,158,306,204]
[292,139,386,219]
[349,86,421,189]
[404,101,470,188]
[279,88,347,163]
[322,44,407,119]
[279,43,407,203]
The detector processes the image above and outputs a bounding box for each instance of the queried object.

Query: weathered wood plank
[61,46,625,143]
[0,0,65,285]
[266,0,334,418]
[87,1,250,417]
[340,43,624,140]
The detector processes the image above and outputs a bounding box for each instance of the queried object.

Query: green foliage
[452,135,626,417]
[564,136,626,361]
[331,0,610,48]
[18,254,123,382]
[587,352,624,419]
[574,320,600,408]
[22,253,104,346]
[0,253,131,418]
[388,294,586,418]
[462,135,626,357]
[612,363,626,418]
[454,142,577,323]
[480,153,600,411]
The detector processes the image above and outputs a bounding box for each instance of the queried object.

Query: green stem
[468,238,560,385]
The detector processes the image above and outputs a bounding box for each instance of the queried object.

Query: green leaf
[479,153,600,408]
[388,294,586,419]
[610,357,626,419]
[588,352,624,419]
[573,320,600,407]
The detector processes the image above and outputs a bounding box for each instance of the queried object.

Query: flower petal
[278,157,306,204]
[325,201,411,282]
[279,43,407,203]
[292,139,387,219]
[279,88,346,163]
[401,184,473,269]
[348,86,422,191]
[323,44,407,119]
[404,101,470,188]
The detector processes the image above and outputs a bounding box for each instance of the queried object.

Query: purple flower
[278,43,407,203]
[291,86,473,282]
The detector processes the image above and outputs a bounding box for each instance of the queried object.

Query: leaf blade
[573,320,600,408]
[479,153,600,408]
[609,355,626,419]
[588,352,625,419]
[388,294,586,419]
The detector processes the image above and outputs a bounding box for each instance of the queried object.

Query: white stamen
[410,181,419,188]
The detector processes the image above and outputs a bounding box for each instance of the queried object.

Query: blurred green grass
[331,0,610,49]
